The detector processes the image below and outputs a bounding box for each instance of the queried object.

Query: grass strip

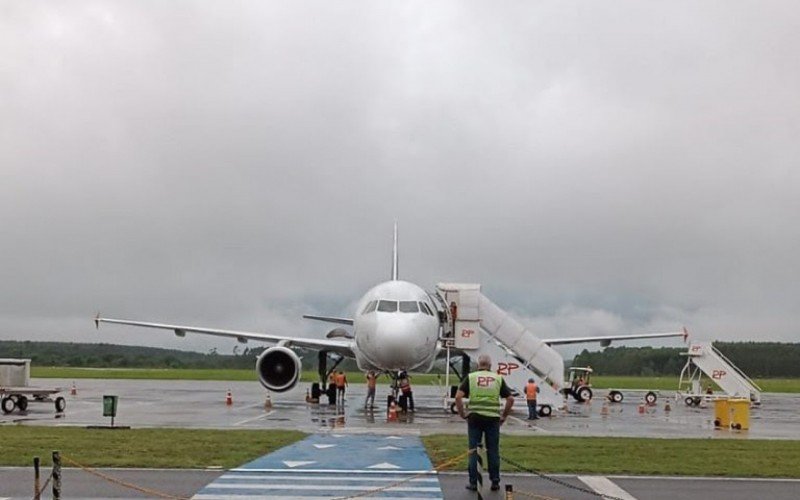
[423,434,800,478]
[0,427,304,469]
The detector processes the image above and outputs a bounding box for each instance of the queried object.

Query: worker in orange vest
[335,370,348,405]
[525,378,540,420]
[365,371,379,409]
[398,371,414,412]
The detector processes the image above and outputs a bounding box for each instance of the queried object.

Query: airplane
[95,224,688,395]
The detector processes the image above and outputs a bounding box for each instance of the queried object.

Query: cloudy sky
[1,1,798,355]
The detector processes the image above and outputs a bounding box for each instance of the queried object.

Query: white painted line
[578,476,638,500]
[377,445,403,450]
[232,468,436,475]
[367,462,401,469]
[385,435,403,440]
[204,483,440,492]
[312,443,336,449]
[233,410,274,426]
[219,474,438,482]
[508,415,552,433]
[194,496,441,500]
[282,460,316,468]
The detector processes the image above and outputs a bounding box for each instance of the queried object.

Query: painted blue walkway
[192,433,444,499]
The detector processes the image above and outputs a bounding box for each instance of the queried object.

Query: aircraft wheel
[449,402,458,414]
[16,396,28,412]
[609,391,624,403]
[684,396,695,407]
[538,405,552,417]
[55,397,66,413]
[1,397,15,414]
[645,392,657,405]
[577,386,593,402]
[693,397,702,406]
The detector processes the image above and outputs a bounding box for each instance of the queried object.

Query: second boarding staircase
[680,341,762,404]
[436,283,565,409]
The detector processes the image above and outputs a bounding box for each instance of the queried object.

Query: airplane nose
[373,320,418,368]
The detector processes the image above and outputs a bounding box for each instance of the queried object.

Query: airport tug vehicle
[564,366,594,402]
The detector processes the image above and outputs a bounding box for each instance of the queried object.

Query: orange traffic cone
[264,393,273,409]
[225,389,233,406]
[600,402,609,416]
[638,399,645,414]
[70,382,77,396]
[387,401,398,421]
[664,401,672,412]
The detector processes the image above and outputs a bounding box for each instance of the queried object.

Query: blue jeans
[527,399,538,419]
[467,415,500,485]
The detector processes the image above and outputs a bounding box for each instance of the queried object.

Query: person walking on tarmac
[525,378,540,420]
[365,370,379,409]
[455,354,514,492]
[398,371,414,412]
[335,370,348,404]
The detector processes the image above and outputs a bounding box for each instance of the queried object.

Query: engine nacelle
[255,346,301,392]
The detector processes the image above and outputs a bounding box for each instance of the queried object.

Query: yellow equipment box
[728,398,750,430]
[713,398,730,428]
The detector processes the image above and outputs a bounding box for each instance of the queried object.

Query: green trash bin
[103,395,118,419]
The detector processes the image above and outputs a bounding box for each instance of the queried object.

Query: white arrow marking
[283,460,316,468]
[313,444,336,449]
[367,462,401,469]
[385,436,403,440]
[331,434,345,438]
[377,445,403,450]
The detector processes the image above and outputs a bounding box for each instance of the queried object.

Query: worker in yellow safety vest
[525,378,540,420]
[455,354,514,492]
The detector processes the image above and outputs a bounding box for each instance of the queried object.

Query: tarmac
[3,378,798,439]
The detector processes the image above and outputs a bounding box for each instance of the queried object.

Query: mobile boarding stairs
[678,341,762,406]
[434,283,564,416]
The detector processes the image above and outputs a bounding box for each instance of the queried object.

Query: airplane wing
[542,328,689,347]
[94,316,356,358]
[302,314,354,326]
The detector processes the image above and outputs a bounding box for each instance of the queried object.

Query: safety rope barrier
[60,454,191,500]
[31,471,53,500]
[499,455,627,500]
[332,447,478,500]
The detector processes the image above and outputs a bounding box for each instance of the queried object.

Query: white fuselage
[352,280,441,372]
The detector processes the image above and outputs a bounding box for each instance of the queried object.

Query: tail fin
[391,222,399,281]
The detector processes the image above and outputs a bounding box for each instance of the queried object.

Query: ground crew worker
[335,370,348,404]
[525,378,539,420]
[455,354,514,492]
[449,301,458,335]
[327,371,338,405]
[365,370,378,409]
[399,371,414,412]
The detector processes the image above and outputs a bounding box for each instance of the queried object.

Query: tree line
[1,340,798,377]
[571,342,800,378]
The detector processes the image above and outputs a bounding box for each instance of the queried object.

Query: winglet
[94,313,101,329]
[683,327,690,342]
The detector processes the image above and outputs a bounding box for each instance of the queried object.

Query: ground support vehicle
[0,387,66,415]
[606,388,659,405]
[563,367,594,403]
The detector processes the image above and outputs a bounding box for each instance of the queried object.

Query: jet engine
[255,346,301,392]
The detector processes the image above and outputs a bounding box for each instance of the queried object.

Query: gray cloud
[1,1,798,353]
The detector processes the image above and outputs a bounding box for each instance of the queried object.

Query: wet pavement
[2,378,798,439]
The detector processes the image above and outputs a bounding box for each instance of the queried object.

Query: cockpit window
[399,301,419,313]
[419,302,433,316]
[377,300,398,312]
[362,300,378,314]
